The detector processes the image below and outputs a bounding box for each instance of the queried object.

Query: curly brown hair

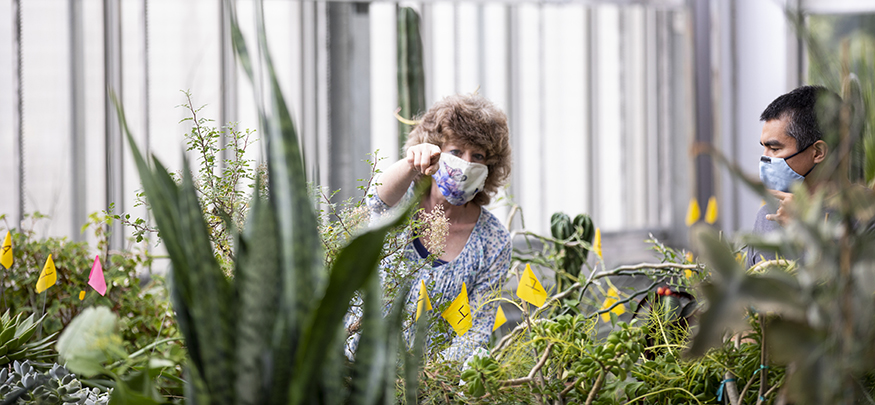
[403,93,512,206]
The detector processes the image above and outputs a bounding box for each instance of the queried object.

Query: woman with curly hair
[367,93,512,361]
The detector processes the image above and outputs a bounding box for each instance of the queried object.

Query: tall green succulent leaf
[116,95,235,402]
[350,275,389,405]
[290,210,414,405]
[225,4,324,403]
[404,313,429,405]
[397,6,426,153]
[381,282,411,405]
[117,2,428,403]
[233,185,280,405]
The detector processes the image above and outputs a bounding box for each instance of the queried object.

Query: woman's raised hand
[407,143,442,176]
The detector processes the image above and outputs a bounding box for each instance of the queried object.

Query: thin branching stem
[495,262,695,355]
[500,342,554,387]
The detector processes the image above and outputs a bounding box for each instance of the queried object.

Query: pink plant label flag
[89,255,107,296]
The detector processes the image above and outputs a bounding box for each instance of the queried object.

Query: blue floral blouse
[355,178,512,361]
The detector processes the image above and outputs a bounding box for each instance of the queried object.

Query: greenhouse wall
[1,0,871,269]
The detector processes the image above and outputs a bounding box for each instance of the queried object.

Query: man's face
[759,116,817,177]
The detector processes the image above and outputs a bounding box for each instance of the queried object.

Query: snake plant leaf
[404,311,429,405]
[381,282,412,405]
[233,185,280,405]
[319,327,349,405]
[290,206,414,405]
[350,275,389,405]
[118,94,235,401]
[225,4,325,403]
[173,160,236,401]
[108,367,167,405]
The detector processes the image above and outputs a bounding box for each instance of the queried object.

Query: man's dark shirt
[746,204,781,269]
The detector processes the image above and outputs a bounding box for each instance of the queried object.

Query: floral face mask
[431,153,488,205]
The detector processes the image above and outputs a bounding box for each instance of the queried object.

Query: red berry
[664,288,672,296]
[657,287,665,296]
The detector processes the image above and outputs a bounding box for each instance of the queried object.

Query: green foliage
[801,12,875,185]
[691,184,875,404]
[108,91,267,277]
[411,203,786,404]
[56,307,181,404]
[0,361,110,404]
[397,6,426,152]
[550,212,595,291]
[102,2,426,403]
[56,307,126,378]
[0,310,55,368]
[311,152,456,359]
[0,214,177,362]
[460,355,500,398]
[690,17,875,400]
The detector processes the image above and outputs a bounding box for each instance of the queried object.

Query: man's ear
[812,140,828,164]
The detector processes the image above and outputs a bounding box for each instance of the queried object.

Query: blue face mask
[758,145,813,192]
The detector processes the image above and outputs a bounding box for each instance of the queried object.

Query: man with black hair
[747,85,842,269]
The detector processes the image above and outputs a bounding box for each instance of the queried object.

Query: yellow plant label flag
[1,231,12,270]
[493,305,507,332]
[36,254,57,293]
[599,287,626,322]
[441,282,473,337]
[593,228,603,260]
[79,291,85,301]
[684,252,695,278]
[705,196,718,224]
[516,263,547,307]
[415,280,433,321]
[685,198,701,226]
